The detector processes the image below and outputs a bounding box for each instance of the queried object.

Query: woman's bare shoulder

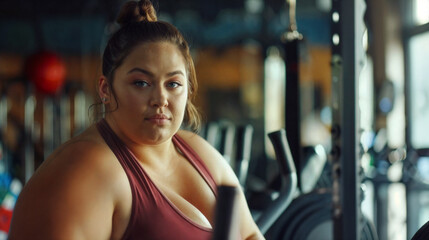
[16,124,123,209]
[40,125,111,167]
[49,125,108,157]
[9,124,124,239]
[176,130,238,186]
[23,124,118,193]
[176,130,222,160]
[176,130,211,149]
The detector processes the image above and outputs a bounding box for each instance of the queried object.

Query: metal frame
[331,0,367,239]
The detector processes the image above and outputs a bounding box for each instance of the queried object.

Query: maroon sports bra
[96,119,217,240]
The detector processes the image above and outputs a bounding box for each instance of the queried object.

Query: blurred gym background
[0,0,428,239]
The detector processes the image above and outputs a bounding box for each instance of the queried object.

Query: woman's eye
[167,82,182,88]
[134,80,149,87]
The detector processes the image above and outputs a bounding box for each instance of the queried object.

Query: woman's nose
[150,86,168,108]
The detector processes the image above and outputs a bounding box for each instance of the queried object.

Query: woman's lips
[145,114,170,125]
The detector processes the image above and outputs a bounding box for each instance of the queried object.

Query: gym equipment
[256,129,297,235]
[300,145,328,193]
[218,122,236,165]
[203,121,236,165]
[0,94,9,174]
[265,188,378,240]
[24,85,36,182]
[282,0,304,191]
[256,129,377,239]
[72,89,88,136]
[329,0,368,238]
[212,185,240,240]
[202,122,254,188]
[25,51,66,96]
[211,128,376,239]
[281,0,328,196]
[234,125,254,188]
[231,129,328,219]
[0,93,23,236]
[202,122,220,147]
[212,128,297,238]
[0,78,91,183]
[43,82,91,158]
[43,96,55,158]
[213,0,374,238]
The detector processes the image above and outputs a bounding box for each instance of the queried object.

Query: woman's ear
[98,76,111,103]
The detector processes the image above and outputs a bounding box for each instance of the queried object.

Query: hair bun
[116,0,157,27]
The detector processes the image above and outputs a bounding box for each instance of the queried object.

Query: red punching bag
[26,51,66,95]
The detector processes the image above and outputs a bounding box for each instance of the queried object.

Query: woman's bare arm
[9,140,121,240]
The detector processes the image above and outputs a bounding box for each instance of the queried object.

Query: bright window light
[414,0,429,25]
[409,31,429,149]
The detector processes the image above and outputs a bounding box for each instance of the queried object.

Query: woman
[8,0,264,239]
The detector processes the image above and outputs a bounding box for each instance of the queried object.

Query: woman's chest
[148,158,217,228]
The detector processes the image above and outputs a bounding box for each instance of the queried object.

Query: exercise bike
[214,129,378,240]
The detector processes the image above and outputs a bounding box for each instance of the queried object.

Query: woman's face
[101,41,188,145]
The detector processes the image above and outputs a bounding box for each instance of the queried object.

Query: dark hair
[98,0,200,131]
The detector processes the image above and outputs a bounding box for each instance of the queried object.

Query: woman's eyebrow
[127,68,184,78]
[166,70,185,77]
[127,67,154,77]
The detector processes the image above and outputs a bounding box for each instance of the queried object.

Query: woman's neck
[103,117,179,171]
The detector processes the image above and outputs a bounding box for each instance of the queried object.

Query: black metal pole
[212,185,239,240]
[331,0,367,239]
[282,0,303,192]
[283,36,301,191]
